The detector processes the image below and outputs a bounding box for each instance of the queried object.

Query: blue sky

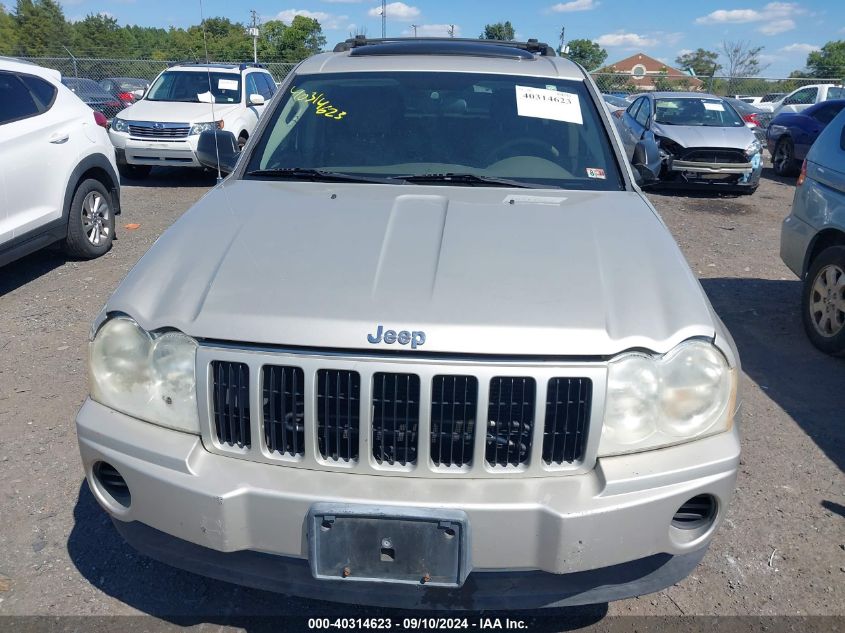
[29,0,845,76]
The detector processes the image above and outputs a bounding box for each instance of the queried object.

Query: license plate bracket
[308,503,471,587]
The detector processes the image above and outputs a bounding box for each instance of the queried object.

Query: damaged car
[617,92,762,193]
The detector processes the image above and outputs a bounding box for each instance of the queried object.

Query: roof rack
[166,61,264,70]
[333,36,556,57]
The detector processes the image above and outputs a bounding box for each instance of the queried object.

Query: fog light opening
[93,461,131,508]
[672,494,716,530]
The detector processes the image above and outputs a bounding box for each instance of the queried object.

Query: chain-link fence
[16,56,298,85]
[592,73,844,98]
[14,56,843,102]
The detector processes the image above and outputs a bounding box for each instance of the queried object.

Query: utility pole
[248,9,260,64]
[410,24,418,37]
[559,26,568,56]
[447,24,455,38]
[62,45,78,77]
[381,0,386,38]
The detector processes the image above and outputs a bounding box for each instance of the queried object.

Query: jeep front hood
[116,100,241,124]
[106,181,716,356]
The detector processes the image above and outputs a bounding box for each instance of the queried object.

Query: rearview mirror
[248,93,265,106]
[632,132,662,184]
[196,130,240,175]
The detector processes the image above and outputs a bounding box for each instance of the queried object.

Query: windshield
[654,97,745,127]
[63,78,111,99]
[145,71,241,103]
[245,71,623,191]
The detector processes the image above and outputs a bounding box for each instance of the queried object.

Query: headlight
[110,117,129,133]
[745,139,763,159]
[189,120,223,135]
[89,316,199,433]
[598,339,736,457]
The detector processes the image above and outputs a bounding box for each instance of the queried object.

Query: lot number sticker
[515,86,583,124]
[703,101,725,111]
[218,79,239,91]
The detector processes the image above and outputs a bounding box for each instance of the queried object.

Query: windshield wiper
[397,173,547,189]
[245,168,401,184]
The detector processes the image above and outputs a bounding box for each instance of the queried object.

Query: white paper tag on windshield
[703,101,725,111]
[218,79,238,91]
[515,86,583,124]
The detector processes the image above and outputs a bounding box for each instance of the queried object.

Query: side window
[786,88,817,105]
[245,73,260,100]
[635,97,651,126]
[259,73,276,98]
[19,74,57,111]
[0,72,40,125]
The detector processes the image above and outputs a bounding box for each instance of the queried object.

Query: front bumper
[665,152,763,188]
[110,130,201,167]
[76,399,740,607]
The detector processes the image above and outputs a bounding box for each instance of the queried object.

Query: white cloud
[695,2,803,34]
[550,0,598,13]
[781,43,821,54]
[275,8,348,29]
[595,32,658,48]
[368,2,420,20]
[676,48,693,57]
[759,18,795,34]
[402,23,461,37]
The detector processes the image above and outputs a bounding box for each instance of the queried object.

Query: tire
[802,245,845,356]
[773,137,799,177]
[117,163,152,180]
[64,179,116,259]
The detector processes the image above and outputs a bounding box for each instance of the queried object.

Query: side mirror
[632,132,662,184]
[132,89,145,99]
[196,129,240,174]
[248,93,265,106]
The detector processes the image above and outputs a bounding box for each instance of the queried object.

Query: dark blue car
[767,99,845,176]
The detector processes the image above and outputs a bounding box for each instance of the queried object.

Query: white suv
[108,63,276,178]
[0,58,120,267]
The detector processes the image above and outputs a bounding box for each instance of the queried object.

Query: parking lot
[0,164,843,627]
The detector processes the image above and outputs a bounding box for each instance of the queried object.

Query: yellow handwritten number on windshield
[290,87,347,121]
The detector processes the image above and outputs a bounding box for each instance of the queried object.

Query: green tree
[71,13,126,57]
[260,16,325,61]
[480,21,514,41]
[564,38,606,71]
[13,0,70,56]
[805,40,845,78]
[0,5,19,55]
[675,48,721,77]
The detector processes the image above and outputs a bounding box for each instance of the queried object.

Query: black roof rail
[333,36,556,57]
[167,61,262,70]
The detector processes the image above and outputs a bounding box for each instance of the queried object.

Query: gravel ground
[0,165,842,629]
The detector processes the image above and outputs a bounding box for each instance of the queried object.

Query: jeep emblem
[367,325,426,349]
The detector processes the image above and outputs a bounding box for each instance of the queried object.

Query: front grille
[317,369,360,462]
[371,373,420,466]
[203,352,598,477]
[128,122,190,139]
[542,378,592,465]
[486,377,535,467]
[262,365,305,457]
[681,148,748,164]
[211,361,250,448]
[430,375,478,467]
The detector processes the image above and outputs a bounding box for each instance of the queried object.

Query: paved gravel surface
[0,166,842,628]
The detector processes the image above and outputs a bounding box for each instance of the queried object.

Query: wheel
[802,245,845,355]
[64,179,115,259]
[773,138,798,176]
[117,163,151,179]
